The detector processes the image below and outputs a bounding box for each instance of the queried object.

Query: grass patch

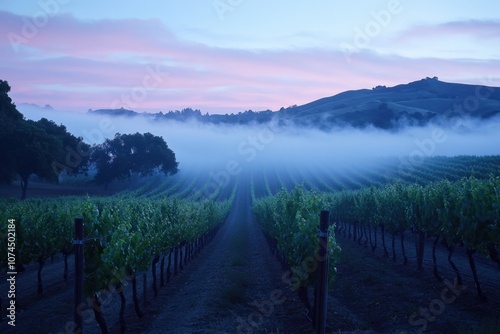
[392,277,407,287]
[230,255,245,266]
[362,273,382,286]
[216,220,250,308]
[219,273,249,306]
[221,285,246,305]
[457,316,500,334]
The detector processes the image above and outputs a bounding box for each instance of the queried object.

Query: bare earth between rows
[2,179,499,333]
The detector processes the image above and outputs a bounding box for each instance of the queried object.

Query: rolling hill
[89,77,500,130]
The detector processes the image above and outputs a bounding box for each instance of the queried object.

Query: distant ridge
[89,78,500,130]
[88,107,137,117]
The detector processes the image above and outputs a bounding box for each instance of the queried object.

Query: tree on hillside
[37,118,91,178]
[0,79,91,199]
[0,80,23,183]
[0,80,23,120]
[90,132,179,188]
[13,120,62,199]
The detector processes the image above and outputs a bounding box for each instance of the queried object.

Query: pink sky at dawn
[1,1,499,114]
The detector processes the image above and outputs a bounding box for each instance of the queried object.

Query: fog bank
[20,105,500,174]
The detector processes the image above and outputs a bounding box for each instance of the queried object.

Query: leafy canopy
[0,79,91,198]
[91,132,179,186]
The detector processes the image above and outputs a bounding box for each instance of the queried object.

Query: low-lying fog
[20,105,500,175]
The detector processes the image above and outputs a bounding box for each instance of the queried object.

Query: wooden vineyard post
[74,218,84,333]
[314,211,329,334]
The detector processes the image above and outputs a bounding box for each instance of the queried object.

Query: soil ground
[331,233,500,333]
[1,178,499,333]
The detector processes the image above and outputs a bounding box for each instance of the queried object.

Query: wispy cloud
[387,20,500,58]
[395,20,500,42]
[1,11,499,114]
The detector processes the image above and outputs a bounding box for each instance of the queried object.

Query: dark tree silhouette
[37,118,91,178]
[91,132,179,188]
[0,79,91,198]
[0,80,23,119]
[14,120,62,199]
[0,80,23,184]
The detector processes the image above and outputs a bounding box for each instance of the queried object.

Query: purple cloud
[1,11,499,114]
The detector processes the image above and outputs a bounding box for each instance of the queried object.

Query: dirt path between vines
[331,228,500,333]
[2,177,499,333]
[0,178,316,334]
[132,177,316,334]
